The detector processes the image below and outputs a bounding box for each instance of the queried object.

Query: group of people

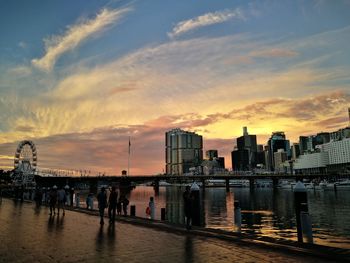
[97,186,129,225]
[48,185,67,216]
[38,183,194,229]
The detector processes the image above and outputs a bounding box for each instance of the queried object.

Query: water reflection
[79,185,350,248]
[127,186,350,248]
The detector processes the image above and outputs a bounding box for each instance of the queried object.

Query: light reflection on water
[126,186,350,249]
[81,186,350,249]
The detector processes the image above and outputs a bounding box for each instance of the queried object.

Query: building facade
[267,132,290,171]
[165,128,203,175]
[274,149,288,173]
[231,127,257,171]
[294,137,350,174]
[205,150,218,160]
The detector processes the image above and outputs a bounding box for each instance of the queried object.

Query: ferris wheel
[14,140,37,173]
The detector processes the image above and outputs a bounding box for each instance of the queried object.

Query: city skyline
[1,0,350,174]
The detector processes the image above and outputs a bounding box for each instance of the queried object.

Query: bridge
[34,173,349,192]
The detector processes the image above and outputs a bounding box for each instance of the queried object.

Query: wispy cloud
[168,8,245,38]
[249,48,298,58]
[31,7,131,71]
[1,90,348,173]
[18,41,27,49]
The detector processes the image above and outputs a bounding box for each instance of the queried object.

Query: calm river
[124,186,350,249]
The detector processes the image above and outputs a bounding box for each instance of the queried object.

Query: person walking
[49,185,58,215]
[97,187,107,225]
[116,197,122,215]
[183,186,193,230]
[69,188,74,207]
[122,196,129,216]
[108,186,118,223]
[34,187,43,207]
[148,196,155,220]
[57,186,67,215]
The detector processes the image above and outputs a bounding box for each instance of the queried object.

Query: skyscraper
[231,127,258,171]
[205,150,218,160]
[267,131,290,171]
[291,143,300,160]
[274,149,288,173]
[165,128,203,175]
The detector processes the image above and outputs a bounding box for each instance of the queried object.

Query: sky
[0,0,350,175]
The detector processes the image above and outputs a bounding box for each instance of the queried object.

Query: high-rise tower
[165,129,203,175]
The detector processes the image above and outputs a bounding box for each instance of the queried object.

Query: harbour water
[124,186,350,249]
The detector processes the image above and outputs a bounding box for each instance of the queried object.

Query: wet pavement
[0,198,343,262]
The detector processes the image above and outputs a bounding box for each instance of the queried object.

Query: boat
[158,181,172,186]
[335,179,350,189]
[207,179,226,187]
[256,179,272,188]
[277,180,294,190]
[229,179,249,188]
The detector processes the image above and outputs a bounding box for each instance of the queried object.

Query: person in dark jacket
[97,187,107,225]
[122,196,129,216]
[108,186,118,223]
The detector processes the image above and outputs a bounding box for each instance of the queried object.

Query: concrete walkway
[0,199,347,263]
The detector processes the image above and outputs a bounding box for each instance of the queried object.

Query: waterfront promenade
[0,198,348,263]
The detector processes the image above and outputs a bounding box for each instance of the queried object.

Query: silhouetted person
[49,186,58,215]
[183,186,193,230]
[97,187,107,225]
[34,188,43,207]
[122,196,129,216]
[149,196,155,219]
[117,198,122,215]
[70,188,74,207]
[86,193,94,210]
[57,187,67,215]
[20,185,24,202]
[108,186,118,223]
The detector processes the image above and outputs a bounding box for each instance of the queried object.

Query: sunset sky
[0,0,350,175]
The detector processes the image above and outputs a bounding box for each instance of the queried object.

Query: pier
[0,198,349,262]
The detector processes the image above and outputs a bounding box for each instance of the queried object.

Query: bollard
[225,179,230,192]
[161,208,166,221]
[300,203,313,244]
[130,205,136,216]
[191,182,201,226]
[294,181,307,243]
[234,200,242,233]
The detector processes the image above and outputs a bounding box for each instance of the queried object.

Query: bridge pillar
[249,179,255,189]
[225,179,230,192]
[272,178,279,189]
[201,179,206,189]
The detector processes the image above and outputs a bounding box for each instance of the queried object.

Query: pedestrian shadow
[95,223,116,252]
[34,205,41,215]
[47,214,65,232]
[96,226,105,251]
[107,223,116,246]
[184,236,193,263]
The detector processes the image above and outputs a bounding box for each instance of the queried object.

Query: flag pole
[128,136,130,176]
